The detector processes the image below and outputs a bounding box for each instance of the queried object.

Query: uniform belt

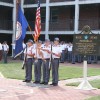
[53,58,59,60]
[44,58,50,60]
[38,59,42,60]
[27,58,32,59]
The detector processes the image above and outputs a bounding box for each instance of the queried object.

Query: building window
[41,9,46,23]
[50,8,58,22]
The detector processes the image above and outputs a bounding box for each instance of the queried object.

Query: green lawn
[66,80,100,89]
[86,96,100,100]
[66,80,100,100]
[0,61,100,81]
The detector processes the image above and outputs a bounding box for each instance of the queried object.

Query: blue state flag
[14,5,28,58]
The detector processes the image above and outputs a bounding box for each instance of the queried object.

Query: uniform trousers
[77,54,82,63]
[60,50,65,62]
[34,59,42,82]
[52,58,59,84]
[87,55,92,64]
[68,51,72,62]
[42,59,50,83]
[0,50,2,61]
[72,54,76,64]
[93,55,97,63]
[3,51,8,63]
[25,58,33,81]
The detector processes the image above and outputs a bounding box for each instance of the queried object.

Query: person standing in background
[11,40,16,59]
[67,42,73,63]
[60,41,66,63]
[2,41,9,63]
[0,43,3,61]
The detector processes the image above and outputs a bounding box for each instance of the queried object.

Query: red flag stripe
[34,1,41,42]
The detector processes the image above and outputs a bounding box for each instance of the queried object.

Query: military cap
[45,39,50,42]
[27,39,33,43]
[54,37,59,41]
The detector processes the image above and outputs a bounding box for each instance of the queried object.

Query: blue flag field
[14,5,28,58]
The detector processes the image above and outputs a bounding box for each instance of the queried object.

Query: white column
[45,0,50,39]
[12,0,16,42]
[12,0,16,57]
[21,0,24,12]
[74,0,79,33]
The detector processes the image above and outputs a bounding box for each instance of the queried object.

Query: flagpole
[14,0,20,41]
[28,25,35,40]
[28,25,32,31]
[16,0,20,37]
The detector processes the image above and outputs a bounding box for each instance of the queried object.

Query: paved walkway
[0,76,100,100]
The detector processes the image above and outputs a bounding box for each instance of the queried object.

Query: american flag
[34,0,41,42]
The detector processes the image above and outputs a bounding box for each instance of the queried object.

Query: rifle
[49,43,52,70]
[22,45,27,69]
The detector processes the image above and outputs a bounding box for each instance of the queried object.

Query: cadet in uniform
[2,41,9,63]
[77,54,82,63]
[67,42,73,63]
[50,38,62,86]
[87,55,92,64]
[11,40,16,58]
[60,41,66,63]
[0,43,2,61]
[33,40,43,84]
[23,39,34,83]
[40,39,51,85]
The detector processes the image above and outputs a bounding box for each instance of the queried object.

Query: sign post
[73,26,99,90]
[77,57,95,90]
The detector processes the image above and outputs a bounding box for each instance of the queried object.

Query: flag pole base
[76,80,96,90]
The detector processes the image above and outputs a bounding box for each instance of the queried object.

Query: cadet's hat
[54,37,59,41]
[45,39,50,42]
[38,40,42,44]
[27,39,33,44]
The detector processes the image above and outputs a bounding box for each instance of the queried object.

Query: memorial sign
[73,25,100,56]
[73,34,99,55]
[75,25,100,90]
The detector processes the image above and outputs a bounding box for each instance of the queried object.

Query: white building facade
[0,0,100,43]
